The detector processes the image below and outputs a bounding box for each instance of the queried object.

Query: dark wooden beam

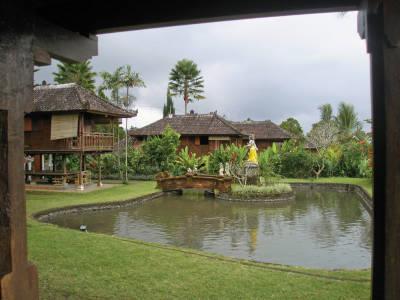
[33,18,98,63]
[33,47,51,66]
[0,1,39,298]
[35,0,361,34]
[362,0,400,298]
[0,110,11,283]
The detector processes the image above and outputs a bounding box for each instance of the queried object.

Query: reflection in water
[48,187,371,269]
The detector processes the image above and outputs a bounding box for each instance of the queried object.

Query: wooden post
[62,155,67,186]
[77,152,84,190]
[0,2,39,298]
[363,0,400,298]
[97,154,103,187]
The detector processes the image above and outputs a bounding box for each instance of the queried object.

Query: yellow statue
[246,136,258,164]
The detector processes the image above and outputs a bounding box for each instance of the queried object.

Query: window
[200,136,209,145]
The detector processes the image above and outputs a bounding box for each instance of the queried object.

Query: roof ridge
[213,113,244,136]
[75,84,134,115]
[74,84,89,109]
[34,83,77,90]
[231,120,272,124]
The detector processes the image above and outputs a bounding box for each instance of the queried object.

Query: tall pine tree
[163,88,175,117]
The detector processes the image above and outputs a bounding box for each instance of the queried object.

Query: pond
[47,186,372,269]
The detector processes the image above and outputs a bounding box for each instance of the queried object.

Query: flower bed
[218,183,295,202]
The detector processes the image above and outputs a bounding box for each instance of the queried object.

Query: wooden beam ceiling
[33,18,98,64]
[34,0,361,35]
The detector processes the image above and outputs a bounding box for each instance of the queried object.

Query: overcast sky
[34,12,371,133]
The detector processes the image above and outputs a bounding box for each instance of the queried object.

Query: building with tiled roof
[129,111,292,155]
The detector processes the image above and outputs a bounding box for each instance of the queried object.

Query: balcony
[25,132,115,153]
[70,133,114,151]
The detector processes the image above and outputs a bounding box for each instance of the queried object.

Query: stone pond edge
[32,182,373,222]
[287,182,373,214]
[216,191,295,203]
[32,192,165,222]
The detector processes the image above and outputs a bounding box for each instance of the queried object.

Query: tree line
[52,58,205,117]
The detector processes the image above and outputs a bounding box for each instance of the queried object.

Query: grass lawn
[27,179,371,299]
[282,177,372,197]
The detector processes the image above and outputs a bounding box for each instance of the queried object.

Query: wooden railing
[71,132,114,151]
[156,173,233,193]
[25,132,114,152]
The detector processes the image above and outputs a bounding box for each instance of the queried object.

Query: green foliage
[163,88,176,117]
[98,67,124,105]
[335,102,362,141]
[319,104,333,122]
[280,144,314,178]
[258,144,281,179]
[338,140,369,177]
[169,59,205,114]
[120,65,146,109]
[256,138,371,179]
[208,144,247,174]
[280,117,304,139]
[231,183,292,198]
[141,126,180,172]
[53,60,97,91]
[174,146,207,175]
[320,146,342,177]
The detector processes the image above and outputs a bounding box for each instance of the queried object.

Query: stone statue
[219,163,224,176]
[245,135,259,184]
[24,155,34,183]
[224,162,231,176]
[246,135,258,165]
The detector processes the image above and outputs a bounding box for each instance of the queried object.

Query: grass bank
[27,179,371,299]
[282,177,372,197]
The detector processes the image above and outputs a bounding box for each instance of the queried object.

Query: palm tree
[98,67,125,179]
[120,65,145,183]
[98,67,124,106]
[53,61,96,91]
[335,102,362,138]
[319,104,333,122]
[168,59,205,114]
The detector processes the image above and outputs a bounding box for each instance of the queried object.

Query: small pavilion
[24,83,136,190]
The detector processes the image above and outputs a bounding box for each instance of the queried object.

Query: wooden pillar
[0,2,39,298]
[97,154,103,187]
[363,0,400,298]
[77,153,84,190]
[62,155,67,186]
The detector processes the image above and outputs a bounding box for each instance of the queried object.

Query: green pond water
[48,186,372,269]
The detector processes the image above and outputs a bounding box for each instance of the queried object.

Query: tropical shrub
[279,142,314,178]
[320,146,342,177]
[174,146,207,175]
[208,144,247,174]
[338,140,369,177]
[140,126,180,172]
[258,143,281,179]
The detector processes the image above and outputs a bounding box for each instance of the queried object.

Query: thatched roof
[129,112,291,140]
[33,83,136,118]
